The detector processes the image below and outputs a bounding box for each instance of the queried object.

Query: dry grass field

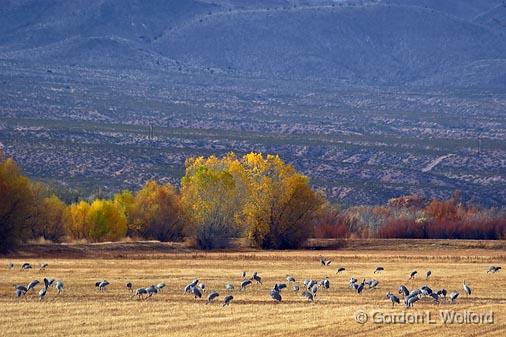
[1,240,505,337]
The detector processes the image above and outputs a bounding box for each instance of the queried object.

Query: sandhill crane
[55,280,64,294]
[16,288,26,298]
[487,266,501,273]
[21,263,32,271]
[311,284,318,295]
[98,280,110,291]
[43,278,51,289]
[305,279,316,290]
[27,280,40,291]
[39,263,48,271]
[349,277,357,288]
[240,279,252,291]
[206,291,219,304]
[420,285,433,296]
[225,283,234,291]
[463,281,472,296]
[356,280,365,294]
[409,271,417,279]
[191,286,202,299]
[223,295,234,306]
[146,285,158,298]
[270,289,282,303]
[398,285,409,298]
[292,284,300,292]
[437,288,447,298]
[405,294,421,307]
[320,258,332,266]
[449,291,459,303]
[286,275,296,283]
[408,288,422,298]
[429,292,439,304]
[374,266,384,273]
[156,282,166,292]
[7,262,14,270]
[426,270,432,279]
[38,287,47,301]
[336,267,345,274]
[133,288,147,299]
[126,282,133,292]
[302,290,314,302]
[251,272,262,285]
[387,292,400,306]
[367,279,379,290]
[321,278,330,289]
[198,283,206,292]
[241,271,246,278]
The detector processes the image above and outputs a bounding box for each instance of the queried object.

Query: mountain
[1,0,505,88]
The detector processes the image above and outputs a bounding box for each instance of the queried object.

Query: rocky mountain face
[0,0,505,206]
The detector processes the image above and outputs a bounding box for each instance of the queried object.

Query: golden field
[0,240,505,337]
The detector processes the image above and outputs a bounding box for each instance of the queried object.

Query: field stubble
[0,242,505,337]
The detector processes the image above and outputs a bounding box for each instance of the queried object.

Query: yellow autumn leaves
[1,150,323,250]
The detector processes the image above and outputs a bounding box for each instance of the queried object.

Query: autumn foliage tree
[0,151,41,252]
[32,195,68,242]
[181,154,247,249]
[127,181,183,241]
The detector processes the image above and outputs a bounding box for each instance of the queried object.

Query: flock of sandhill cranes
[6,261,502,307]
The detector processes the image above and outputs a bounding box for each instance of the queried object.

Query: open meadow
[1,240,505,337]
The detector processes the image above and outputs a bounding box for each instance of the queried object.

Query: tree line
[1,150,504,253]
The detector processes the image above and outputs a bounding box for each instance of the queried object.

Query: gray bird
[206,291,219,304]
[43,278,51,289]
[426,270,432,279]
[292,284,300,292]
[420,285,433,296]
[367,279,379,290]
[251,272,262,285]
[241,279,252,290]
[126,282,133,292]
[146,285,158,298]
[198,282,206,292]
[374,266,384,273]
[322,278,330,289]
[38,287,47,301]
[302,290,314,302]
[463,281,472,296]
[356,280,365,294]
[286,275,296,283]
[320,258,332,266]
[409,271,417,279]
[336,267,345,274]
[21,263,32,270]
[27,280,40,291]
[98,280,110,291]
[387,292,400,307]
[16,288,26,298]
[39,263,48,271]
[270,290,282,303]
[405,294,421,307]
[225,283,234,291]
[133,288,147,299]
[398,285,409,298]
[311,284,318,295]
[156,282,166,292]
[55,280,64,294]
[429,292,439,304]
[7,262,14,270]
[437,288,447,298]
[449,291,459,303]
[241,271,246,278]
[487,266,502,273]
[191,286,202,299]
[223,295,234,306]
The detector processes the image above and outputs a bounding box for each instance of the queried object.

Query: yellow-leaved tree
[242,153,324,249]
[180,154,248,249]
[86,199,127,241]
[127,181,183,241]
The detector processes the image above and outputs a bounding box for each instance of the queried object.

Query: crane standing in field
[463,281,472,296]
